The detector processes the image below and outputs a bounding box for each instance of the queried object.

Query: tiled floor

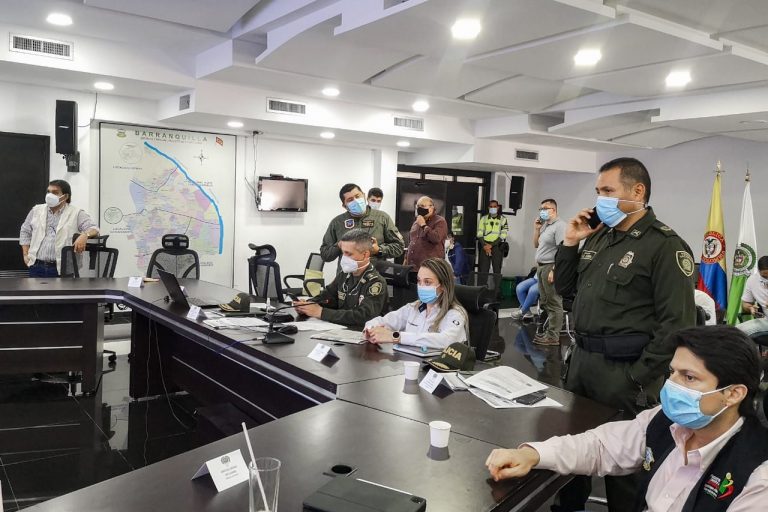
[0,315,607,511]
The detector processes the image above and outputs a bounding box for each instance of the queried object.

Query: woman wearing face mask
[445,232,469,283]
[405,196,448,270]
[486,325,768,511]
[364,258,468,349]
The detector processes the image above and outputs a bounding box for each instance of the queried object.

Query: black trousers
[478,244,503,292]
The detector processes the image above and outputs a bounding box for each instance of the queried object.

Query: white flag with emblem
[726,179,758,325]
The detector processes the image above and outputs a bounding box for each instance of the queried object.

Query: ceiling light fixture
[739,119,768,125]
[451,18,482,40]
[573,49,602,66]
[227,121,244,128]
[412,100,430,112]
[320,131,335,139]
[46,13,73,26]
[94,81,114,91]
[322,87,340,97]
[666,71,691,88]
[396,140,411,148]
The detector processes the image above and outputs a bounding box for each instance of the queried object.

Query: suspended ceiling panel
[469,20,719,82]
[662,110,768,134]
[549,110,659,140]
[613,1,768,34]
[334,0,612,58]
[254,18,416,83]
[567,52,768,97]
[610,126,708,148]
[722,129,768,142]
[85,0,261,33]
[464,75,596,112]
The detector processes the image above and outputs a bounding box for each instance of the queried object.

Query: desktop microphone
[263,304,298,344]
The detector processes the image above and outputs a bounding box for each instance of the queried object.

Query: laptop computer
[157,269,220,308]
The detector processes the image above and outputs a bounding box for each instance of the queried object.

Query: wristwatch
[392,331,400,341]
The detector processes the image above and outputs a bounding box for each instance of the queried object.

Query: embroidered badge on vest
[581,250,596,261]
[703,472,735,500]
[361,219,374,228]
[642,446,655,471]
[630,229,642,238]
[338,291,346,301]
[344,219,355,229]
[618,251,635,268]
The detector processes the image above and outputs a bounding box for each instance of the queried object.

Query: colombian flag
[697,171,728,310]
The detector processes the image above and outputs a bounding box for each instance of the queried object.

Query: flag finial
[746,167,751,182]
[715,160,724,175]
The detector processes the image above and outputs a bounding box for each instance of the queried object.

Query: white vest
[27,203,82,273]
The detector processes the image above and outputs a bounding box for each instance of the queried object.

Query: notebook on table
[393,344,442,358]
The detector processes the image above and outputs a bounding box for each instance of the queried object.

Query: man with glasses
[532,199,566,345]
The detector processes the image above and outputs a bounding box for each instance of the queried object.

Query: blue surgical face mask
[417,285,439,304]
[347,197,367,216]
[368,200,381,210]
[594,196,645,228]
[489,207,498,216]
[539,209,550,222]
[660,379,730,429]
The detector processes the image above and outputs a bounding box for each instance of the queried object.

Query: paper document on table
[286,319,346,332]
[311,329,366,344]
[463,366,547,400]
[203,317,269,329]
[469,388,562,409]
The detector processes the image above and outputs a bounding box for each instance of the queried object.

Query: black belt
[575,333,650,361]
[33,260,57,267]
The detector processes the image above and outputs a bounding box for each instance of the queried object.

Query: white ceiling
[2,0,768,152]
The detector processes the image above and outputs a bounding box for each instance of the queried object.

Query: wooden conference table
[0,278,618,511]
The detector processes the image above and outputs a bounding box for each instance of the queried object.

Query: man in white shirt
[486,326,768,512]
[737,256,768,338]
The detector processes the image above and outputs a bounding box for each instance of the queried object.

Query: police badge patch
[368,282,382,296]
[344,219,355,229]
[618,251,634,268]
[676,251,694,277]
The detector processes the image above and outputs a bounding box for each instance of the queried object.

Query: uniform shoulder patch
[368,281,383,296]
[652,221,677,237]
[676,250,694,277]
[344,218,355,229]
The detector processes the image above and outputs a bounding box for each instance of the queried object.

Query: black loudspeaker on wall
[55,100,80,172]
[508,175,525,215]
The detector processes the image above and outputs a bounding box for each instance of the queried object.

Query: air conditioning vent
[179,94,191,111]
[267,98,306,115]
[10,34,72,60]
[515,149,539,161]
[393,116,424,131]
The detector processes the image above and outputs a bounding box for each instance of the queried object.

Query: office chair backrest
[375,260,416,310]
[454,284,496,360]
[303,252,325,296]
[146,234,200,279]
[248,244,285,302]
[60,244,119,278]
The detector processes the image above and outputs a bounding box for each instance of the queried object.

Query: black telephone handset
[586,208,602,229]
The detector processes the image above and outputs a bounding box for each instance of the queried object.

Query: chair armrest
[282,274,304,288]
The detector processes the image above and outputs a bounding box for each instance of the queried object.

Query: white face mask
[340,254,369,274]
[45,192,63,208]
[368,201,381,210]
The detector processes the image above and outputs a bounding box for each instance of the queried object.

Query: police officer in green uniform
[553,157,696,512]
[296,229,388,327]
[477,199,508,293]
[320,183,403,271]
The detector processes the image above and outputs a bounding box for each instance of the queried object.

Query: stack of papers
[203,317,269,329]
[310,329,366,344]
[285,319,346,332]
[462,366,561,409]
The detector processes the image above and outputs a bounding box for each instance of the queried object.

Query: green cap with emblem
[426,342,476,372]
[219,292,251,312]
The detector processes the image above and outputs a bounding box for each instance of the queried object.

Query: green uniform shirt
[320,208,404,263]
[476,214,508,245]
[554,207,696,386]
[317,265,388,327]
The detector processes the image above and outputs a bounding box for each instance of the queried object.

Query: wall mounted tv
[256,176,308,212]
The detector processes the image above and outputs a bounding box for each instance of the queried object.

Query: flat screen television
[257,176,308,212]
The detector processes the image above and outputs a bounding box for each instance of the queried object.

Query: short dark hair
[541,198,557,209]
[598,157,651,202]
[339,183,363,203]
[367,187,383,199]
[667,326,761,417]
[489,199,499,206]
[49,179,71,203]
[340,228,372,253]
[758,256,768,271]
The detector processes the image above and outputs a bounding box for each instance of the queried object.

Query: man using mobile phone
[531,199,566,346]
[552,157,696,512]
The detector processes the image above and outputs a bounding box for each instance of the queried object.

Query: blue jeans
[29,262,59,278]
[515,277,539,314]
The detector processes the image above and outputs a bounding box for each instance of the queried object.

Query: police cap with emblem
[219,292,251,312]
[426,342,476,372]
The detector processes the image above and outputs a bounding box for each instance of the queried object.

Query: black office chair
[146,234,200,279]
[283,252,325,298]
[248,243,287,303]
[455,284,497,361]
[464,271,504,299]
[375,260,417,311]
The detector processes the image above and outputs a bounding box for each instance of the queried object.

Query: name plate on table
[191,449,249,492]
[308,343,338,362]
[127,276,143,288]
[419,369,444,394]
[187,305,203,320]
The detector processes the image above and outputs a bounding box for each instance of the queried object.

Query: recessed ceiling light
[412,100,430,112]
[227,120,244,128]
[573,49,602,67]
[322,87,340,97]
[46,13,72,26]
[320,131,335,139]
[396,140,411,148]
[93,81,114,91]
[451,19,481,40]
[666,71,691,88]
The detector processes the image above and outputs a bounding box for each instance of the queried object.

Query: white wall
[541,136,768,275]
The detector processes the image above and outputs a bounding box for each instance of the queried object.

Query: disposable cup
[429,420,451,448]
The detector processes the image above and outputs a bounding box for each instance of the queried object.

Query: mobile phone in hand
[515,390,547,405]
[586,209,602,229]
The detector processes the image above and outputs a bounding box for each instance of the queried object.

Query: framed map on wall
[99,123,236,285]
